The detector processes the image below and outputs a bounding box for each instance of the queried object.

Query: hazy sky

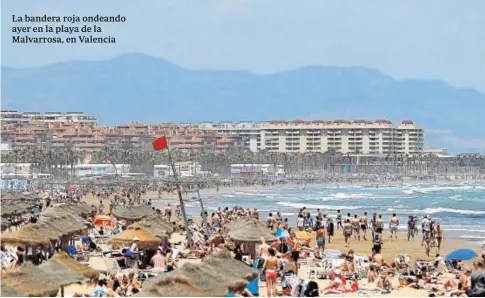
[2,0,484,92]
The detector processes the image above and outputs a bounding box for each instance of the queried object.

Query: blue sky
[2,0,484,93]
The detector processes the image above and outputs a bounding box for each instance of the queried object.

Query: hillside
[2,53,484,152]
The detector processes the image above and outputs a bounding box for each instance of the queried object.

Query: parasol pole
[196,185,210,237]
[167,145,193,251]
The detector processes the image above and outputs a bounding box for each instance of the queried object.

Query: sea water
[157,181,485,242]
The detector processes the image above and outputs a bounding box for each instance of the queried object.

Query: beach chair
[323,249,342,259]
[66,245,90,262]
[90,228,110,244]
[309,259,344,279]
[0,251,15,269]
[354,256,370,279]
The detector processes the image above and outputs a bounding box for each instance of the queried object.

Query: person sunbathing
[372,252,393,269]
[361,275,388,292]
[321,272,346,295]
[367,264,378,283]
[409,275,445,291]
[339,249,357,272]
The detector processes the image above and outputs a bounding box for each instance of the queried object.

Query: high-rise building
[199,119,424,155]
[259,119,423,155]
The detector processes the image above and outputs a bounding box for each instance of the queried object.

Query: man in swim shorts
[389,213,399,241]
[351,215,361,241]
[360,212,368,240]
[336,210,343,230]
[407,216,415,241]
[316,222,326,258]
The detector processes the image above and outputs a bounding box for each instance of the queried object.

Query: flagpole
[196,185,210,237]
[167,144,193,251]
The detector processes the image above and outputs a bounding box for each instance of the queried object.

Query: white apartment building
[259,120,423,155]
[0,110,97,126]
[199,119,424,155]
[198,122,261,152]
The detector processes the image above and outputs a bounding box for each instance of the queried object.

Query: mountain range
[2,53,485,153]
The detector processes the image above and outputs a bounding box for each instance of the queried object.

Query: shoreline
[82,179,485,242]
[140,178,485,202]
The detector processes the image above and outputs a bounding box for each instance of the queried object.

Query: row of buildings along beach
[1,110,427,156]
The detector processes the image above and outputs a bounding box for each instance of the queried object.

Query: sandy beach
[75,181,484,297]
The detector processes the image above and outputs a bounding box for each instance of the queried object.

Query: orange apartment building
[0,111,244,151]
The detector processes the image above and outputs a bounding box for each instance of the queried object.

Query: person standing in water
[336,210,343,230]
[360,212,368,240]
[389,213,399,241]
[371,213,377,239]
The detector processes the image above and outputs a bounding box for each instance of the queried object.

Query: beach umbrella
[228,220,277,243]
[446,249,478,261]
[107,226,161,249]
[135,275,210,297]
[294,231,311,241]
[51,252,100,281]
[275,229,290,238]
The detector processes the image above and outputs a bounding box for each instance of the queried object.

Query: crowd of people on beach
[2,181,485,298]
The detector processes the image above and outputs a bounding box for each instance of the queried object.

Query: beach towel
[355,290,382,295]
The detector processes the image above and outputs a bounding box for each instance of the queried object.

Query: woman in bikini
[343,219,353,247]
[435,224,444,252]
[320,272,346,295]
[263,247,279,297]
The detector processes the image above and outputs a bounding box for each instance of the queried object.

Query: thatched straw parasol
[38,260,84,286]
[44,202,92,218]
[0,283,23,297]
[1,224,52,246]
[2,263,67,297]
[145,215,175,233]
[62,202,91,216]
[1,201,32,216]
[228,219,277,243]
[170,262,248,297]
[136,275,210,297]
[40,213,91,235]
[204,253,256,281]
[51,252,100,281]
[128,217,173,239]
[111,205,157,221]
[107,226,161,250]
[225,218,255,232]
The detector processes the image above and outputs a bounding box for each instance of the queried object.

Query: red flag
[152,136,169,151]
